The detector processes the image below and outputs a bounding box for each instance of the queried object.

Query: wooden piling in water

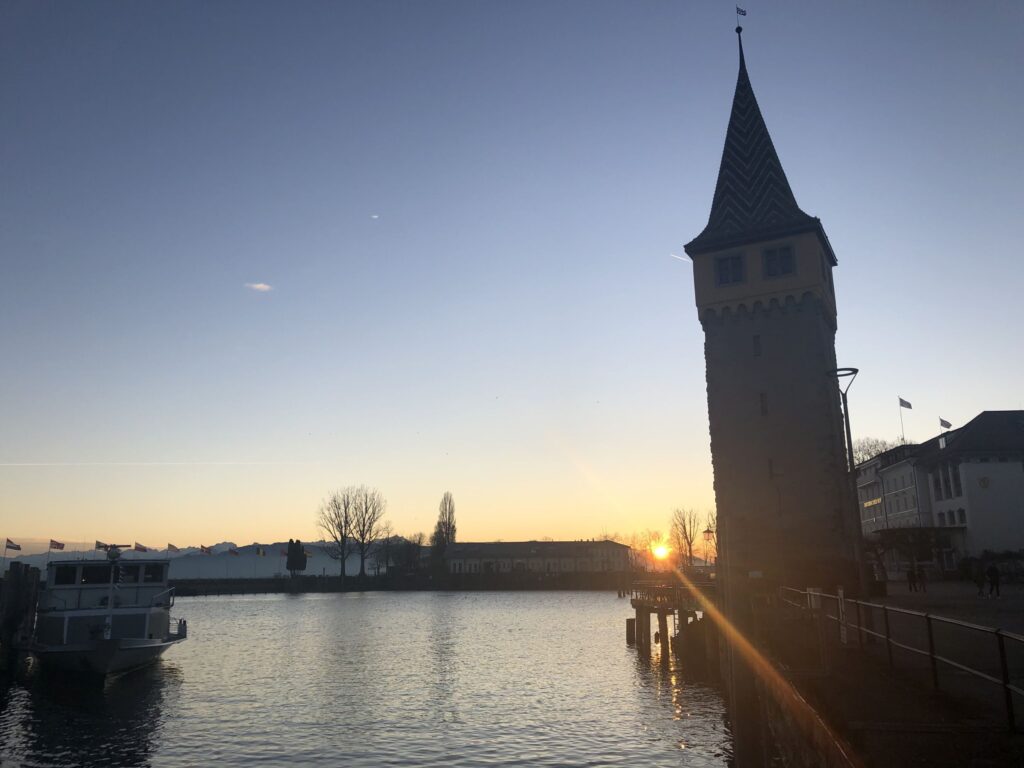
[657,611,669,661]
[626,617,636,645]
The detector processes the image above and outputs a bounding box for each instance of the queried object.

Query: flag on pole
[167,543,180,553]
[736,6,747,15]
[939,418,952,429]
[5,539,21,551]
[200,545,212,555]
[49,539,64,550]
[899,397,913,409]
[95,540,109,551]
[134,543,149,553]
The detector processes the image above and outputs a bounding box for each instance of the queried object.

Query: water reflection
[0,593,732,767]
[0,659,178,767]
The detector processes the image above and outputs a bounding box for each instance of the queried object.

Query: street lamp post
[703,525,714,572]
[832,367,869,597]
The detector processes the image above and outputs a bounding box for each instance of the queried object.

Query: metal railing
[630,580,715,608]
[780,586,1024,731]
[149,587,175,609]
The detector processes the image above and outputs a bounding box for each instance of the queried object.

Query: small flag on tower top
[5,539,21,551]
[49,539,64,550]
[134,543,148,553]
[899,397,913,409]
[940,418,952,429]
[95,541,108,551]
[736,6,747,16]
[167,543,180,553]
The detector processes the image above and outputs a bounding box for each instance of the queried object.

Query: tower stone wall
[702,291,852,586]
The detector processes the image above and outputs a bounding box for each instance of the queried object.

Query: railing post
[925,614,939,689]
[883,606,894,669]
[997,630,1016,732]
[856,600,864,649]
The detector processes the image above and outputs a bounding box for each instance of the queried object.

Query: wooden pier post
[657,610,670,661]
[626,617,636,645]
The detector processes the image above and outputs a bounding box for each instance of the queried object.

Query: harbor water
[0,591,732,766]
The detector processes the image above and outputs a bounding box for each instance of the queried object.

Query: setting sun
[652,544,670,561]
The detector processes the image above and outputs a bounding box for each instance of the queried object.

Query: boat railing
[39,584,173,611]
[168,616,187,640]
[150,587,175,609]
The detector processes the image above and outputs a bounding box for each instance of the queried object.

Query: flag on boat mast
[899,397,913,409]
[49,539,64,550]
[940,418,952,430]
[167,543,180,553]
[134,542,149,553]
[4,539,21,551]
[95,540,108,551]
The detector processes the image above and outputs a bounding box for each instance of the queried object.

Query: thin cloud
[244,282,273,293]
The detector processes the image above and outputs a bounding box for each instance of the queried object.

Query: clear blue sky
[2,1,1022,546]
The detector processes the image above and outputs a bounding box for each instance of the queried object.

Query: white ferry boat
[31,547,186,675]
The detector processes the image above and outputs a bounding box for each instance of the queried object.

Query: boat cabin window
[80,565,112,584]
[143,564,166,583]
[53,565,77,585]
[117,564,141,584]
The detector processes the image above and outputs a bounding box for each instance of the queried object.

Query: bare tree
[352,486,386,578]
[670,508,701,567]
[852,437,902,466]
[400,531,426,571]
[318,488,356,582]
[373,521,394,576]
[430,491,457,566]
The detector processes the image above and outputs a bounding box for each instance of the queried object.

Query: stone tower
[684,29,855,596]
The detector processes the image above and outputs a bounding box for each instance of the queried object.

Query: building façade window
[763,245,795,278]
[715,254,745,285]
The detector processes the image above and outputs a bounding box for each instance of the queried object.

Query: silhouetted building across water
[445,540,630,575]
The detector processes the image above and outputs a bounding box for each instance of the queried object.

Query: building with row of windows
[856,411,1024,572]
[444,540,631,575]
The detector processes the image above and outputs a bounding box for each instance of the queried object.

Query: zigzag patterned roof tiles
[685,30,820,256]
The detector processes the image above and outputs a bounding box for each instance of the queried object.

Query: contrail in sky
[0,461,320,467]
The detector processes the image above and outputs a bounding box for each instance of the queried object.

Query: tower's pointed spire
[685,27,818,256]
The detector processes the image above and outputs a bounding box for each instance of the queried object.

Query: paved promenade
[877,579,1024,634]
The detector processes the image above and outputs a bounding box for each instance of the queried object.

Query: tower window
[753,335,761,357]
[715,254,745,285]
[759,392,768,416]
[763,246,794,277]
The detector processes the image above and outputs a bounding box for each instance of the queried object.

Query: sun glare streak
[670,566,863,767]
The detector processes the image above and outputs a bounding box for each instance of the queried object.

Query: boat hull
[32,636,184,676]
